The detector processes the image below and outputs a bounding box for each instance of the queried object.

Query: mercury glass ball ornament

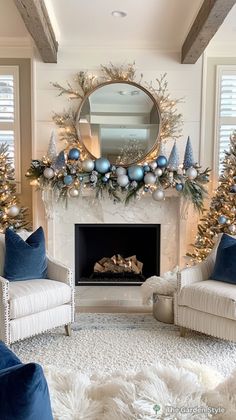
[68,148,80,160]
[155,168,163,177]
[149,161,157,170]
[156,155,167,168]
[116,167,127,176]
[7,205,20,217]
[43,167,54,179]
[82,158,95,172]
[176,183,184,192]
[218,215,227,225]
[128,165,144,181]
[117,174,129,187]
[186,167,198,180]
[95,157,110,174]
[144,172,156,185]
[69,187,79,197]
[229,224,236,234]
[63,175,73,185]
[152,189,165,201]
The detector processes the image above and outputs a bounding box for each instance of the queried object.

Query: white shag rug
[44,361,236,419]
[13,313,236,377]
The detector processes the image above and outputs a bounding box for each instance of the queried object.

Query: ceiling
[0,0,235,52]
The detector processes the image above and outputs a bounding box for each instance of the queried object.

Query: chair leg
[65,324,72,337]
[180,326,187,337]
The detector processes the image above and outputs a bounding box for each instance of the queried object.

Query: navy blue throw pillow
[211,234,236,284]
[0,362,53,420]
[0,341,21,370]
[4,227,47,281]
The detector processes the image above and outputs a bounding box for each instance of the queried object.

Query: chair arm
[47,256,74,288]
[177,264,205,291]
[0,276,10,344]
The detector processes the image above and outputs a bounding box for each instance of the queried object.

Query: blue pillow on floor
[4,227,47,281]
[0,363,53,420]
[211,233,236,284]
[0,341,21,370]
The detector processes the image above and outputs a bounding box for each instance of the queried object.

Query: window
[0,66,20,187]
[215,66,236,175]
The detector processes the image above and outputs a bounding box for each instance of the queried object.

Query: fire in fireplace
[75,224,160,285]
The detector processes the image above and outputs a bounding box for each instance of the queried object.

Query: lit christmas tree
[0,143,29,233]
[188,131,236,261]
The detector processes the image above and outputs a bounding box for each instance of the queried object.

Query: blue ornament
[168,142,179,170]
[218,215,227,225]
[183,136,195,169]
[230,185,236,193]
[143,165,150,172]
[156,155,167,168]
[63,175,73,185]
[68,148,80,160]
[95,157,110,174]
[176,183,184,192]
[102,176,108,183]
[144,187,149,192]
[128,165,144,181]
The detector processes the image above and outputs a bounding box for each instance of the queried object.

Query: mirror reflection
[77,82,160,166]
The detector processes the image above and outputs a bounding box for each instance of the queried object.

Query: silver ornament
[229,225,236,234]
[116,167,127,176]
[155,168,163,177]
[82,158,95,172]
[117,174,129,187]
[69,187,79,197]
[144,173,156,185]
[43,167,54,179]
[152,189,165,201]
[186,167,197,180]
[7,205,20,217]
[149,161,157,170]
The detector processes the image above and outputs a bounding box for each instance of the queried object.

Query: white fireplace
[44,190,196,276]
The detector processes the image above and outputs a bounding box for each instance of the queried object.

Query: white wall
[33,48,203,231]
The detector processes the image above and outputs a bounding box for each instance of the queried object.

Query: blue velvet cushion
[0,363,53,420]
[0,341,21,370]
[211,233,236,284]
[4,227,47,281]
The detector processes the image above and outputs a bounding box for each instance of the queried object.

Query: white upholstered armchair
[0,233,74,346]
[174,234,236,342]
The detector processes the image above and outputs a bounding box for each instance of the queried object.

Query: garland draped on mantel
[26,63,210,211]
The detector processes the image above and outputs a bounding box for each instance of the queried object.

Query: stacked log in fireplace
[90,254,145,283]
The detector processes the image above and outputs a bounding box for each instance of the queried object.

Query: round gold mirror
[76,81,161,166]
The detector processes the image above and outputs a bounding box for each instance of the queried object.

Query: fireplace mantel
[43,192,197,276]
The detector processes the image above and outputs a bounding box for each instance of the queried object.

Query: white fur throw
[44,360,235,419]
[141,267,178,304]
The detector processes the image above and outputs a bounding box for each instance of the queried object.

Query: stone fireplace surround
[45,190,194,277]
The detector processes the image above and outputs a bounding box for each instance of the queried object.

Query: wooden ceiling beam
[181,0,236,64]
[13,0,58,63]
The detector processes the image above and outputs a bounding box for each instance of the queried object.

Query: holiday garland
[26,63,210,211]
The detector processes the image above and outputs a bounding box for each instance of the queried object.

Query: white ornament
[43,167,54,179]
[69,187,79,197]
[117,175,129,187]
[116,167,127,176]
[149,161,157,170]
[152,189,165,201]
[7,205,20,217]
[229,224,236,234]
[82,159,95,172]
[155,168,163,177]
[186,167,198,180]
[144,173,156,185]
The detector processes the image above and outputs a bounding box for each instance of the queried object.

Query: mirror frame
[76,80,162,167]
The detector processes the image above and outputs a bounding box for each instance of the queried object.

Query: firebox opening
[75,224,160,285]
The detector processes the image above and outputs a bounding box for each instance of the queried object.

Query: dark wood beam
[182,0,236,64]
[13,0,58,63]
